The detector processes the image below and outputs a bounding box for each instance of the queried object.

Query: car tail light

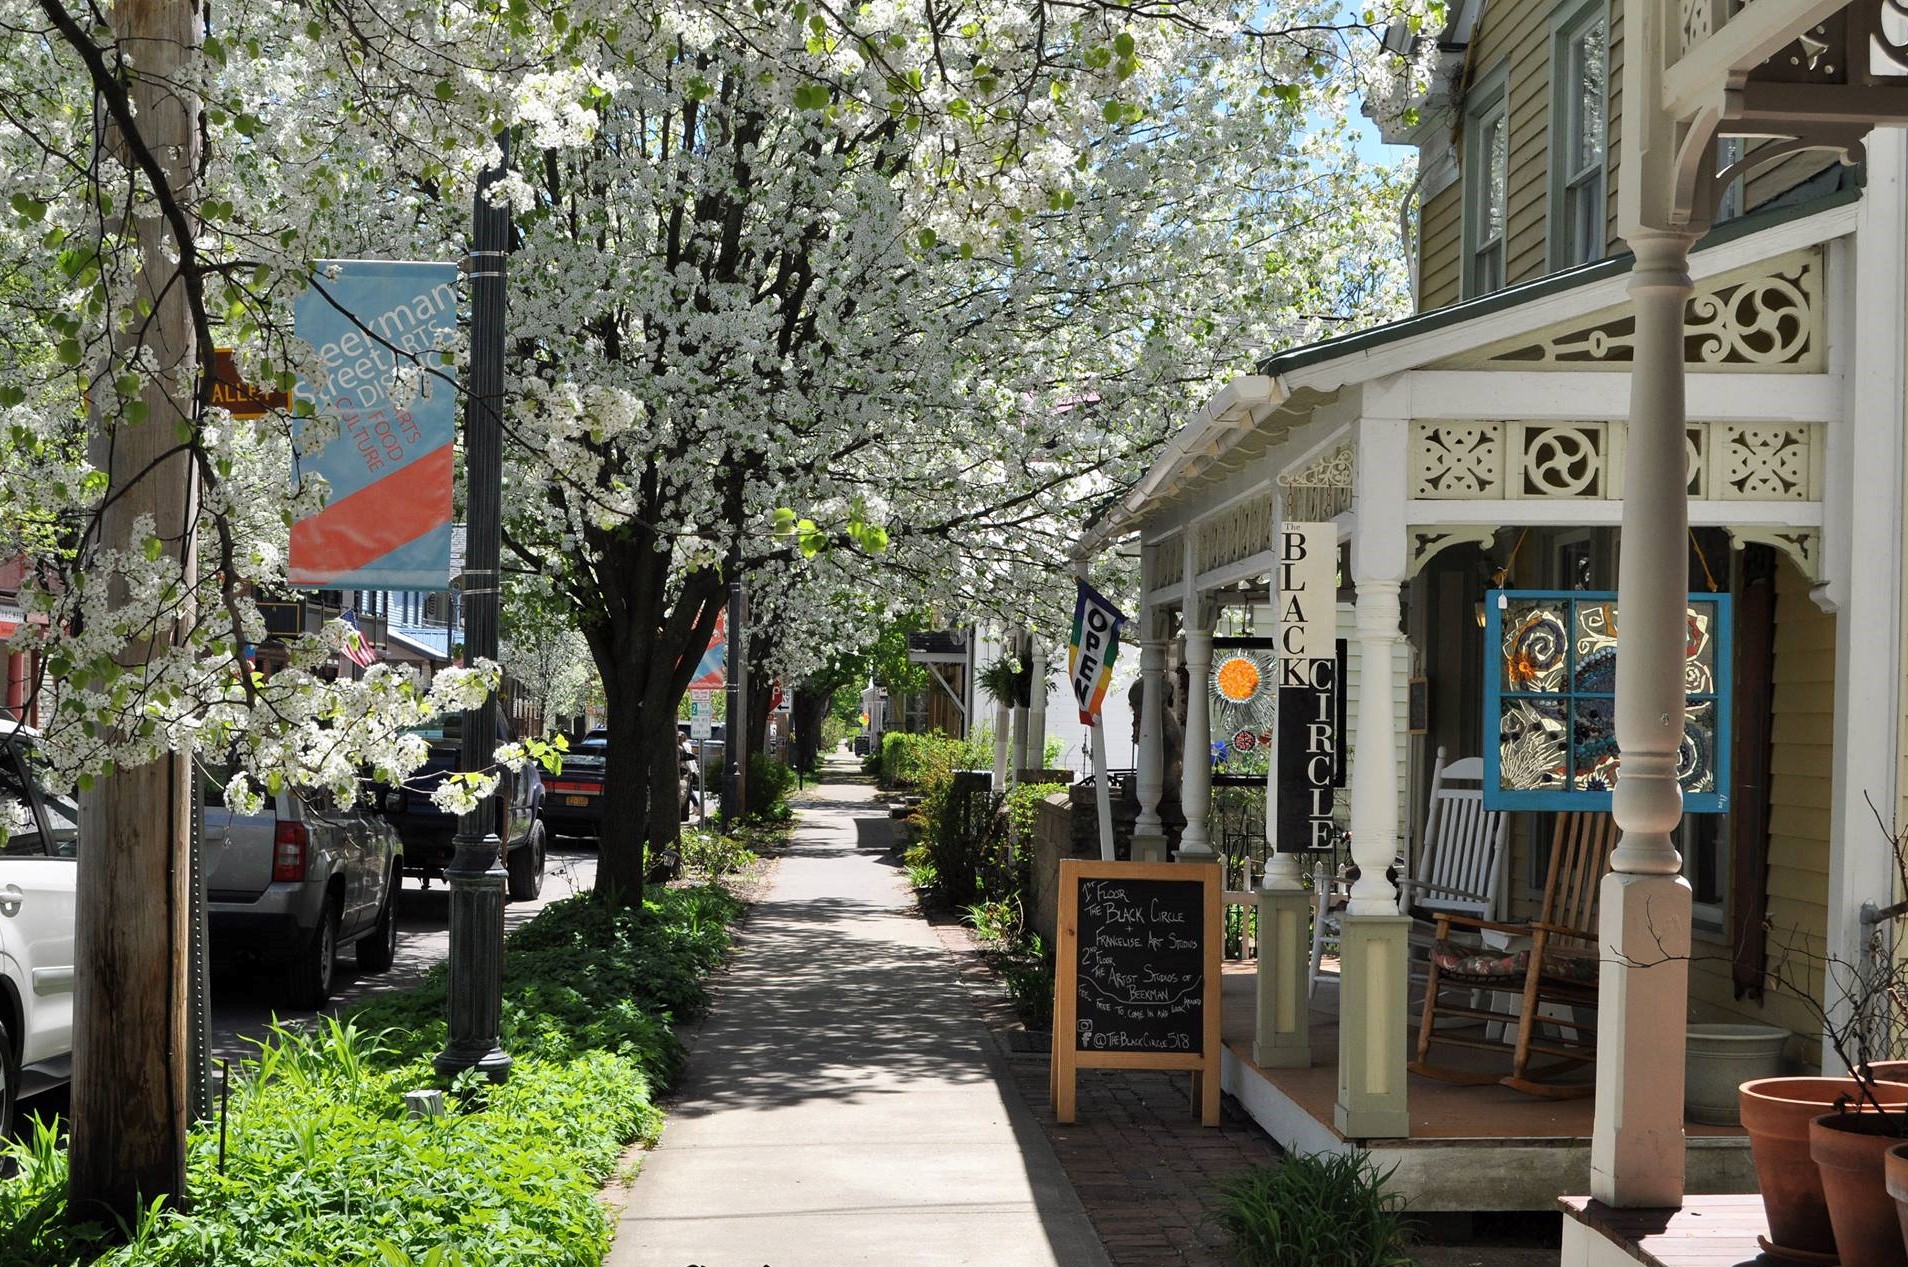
[273,820,309,882]
[548,779,596,794]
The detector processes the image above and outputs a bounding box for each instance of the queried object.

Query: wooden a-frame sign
[1050,858,1223,1127]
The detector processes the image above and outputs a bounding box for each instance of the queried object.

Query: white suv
[0,720,76,1131]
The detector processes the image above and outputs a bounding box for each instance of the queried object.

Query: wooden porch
[1216,967,1756,1211]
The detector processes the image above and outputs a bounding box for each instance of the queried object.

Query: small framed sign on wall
[1407,677,1430,735]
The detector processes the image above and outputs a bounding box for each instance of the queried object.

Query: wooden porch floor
[1215,965,1755,1210]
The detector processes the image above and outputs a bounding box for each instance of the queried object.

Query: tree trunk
[792,687,828,772]
[68,0,201,1222]
[593,663,651,905]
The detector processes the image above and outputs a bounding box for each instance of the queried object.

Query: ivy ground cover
[0,883,743,1266]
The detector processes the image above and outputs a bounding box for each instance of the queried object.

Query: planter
[1741,1076,1908,1262]
[1684,1024,1789,1124]
[1811,1112,1908,1267]
[1887,1143,1908,1262]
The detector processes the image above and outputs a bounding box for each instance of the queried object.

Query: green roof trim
[1253,182,1863,379]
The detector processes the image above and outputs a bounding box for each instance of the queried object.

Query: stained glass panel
[1498,698,1568,793]
[1484,590,1731,812]
[1502,600,1568,692]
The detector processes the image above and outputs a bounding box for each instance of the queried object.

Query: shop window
[1483,589,1732,811]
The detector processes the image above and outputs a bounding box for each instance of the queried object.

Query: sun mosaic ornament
[1211,651,1277,751]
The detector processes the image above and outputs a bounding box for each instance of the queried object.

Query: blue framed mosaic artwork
[1482,589,1731,813]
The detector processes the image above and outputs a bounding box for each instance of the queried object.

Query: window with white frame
[1465,74,1510,297]
[1551,3,1607,268]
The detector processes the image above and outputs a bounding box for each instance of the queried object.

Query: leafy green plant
[680,826,757,882]
[976,655,1026,707]
[0,886,745,1267]
[1215,1153,1416,1267]
[744,752,796,823]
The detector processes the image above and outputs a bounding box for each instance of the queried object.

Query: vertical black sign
[1276,639,1347,853]
[1072,876,1207,1054]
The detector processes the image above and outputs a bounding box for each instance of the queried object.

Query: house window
[1483,589,1733,812]
[1463,69,1510,298]
[1551,4,1607,268]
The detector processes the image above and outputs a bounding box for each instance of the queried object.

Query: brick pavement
[927,911,1279,1267]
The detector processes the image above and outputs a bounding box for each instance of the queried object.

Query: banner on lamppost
[287,260,459,590]
[1068,580,1126,724]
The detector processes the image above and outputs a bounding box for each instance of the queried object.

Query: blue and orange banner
[688,610,727,691]
[1068,581,1126,725]
[288,260,459,590]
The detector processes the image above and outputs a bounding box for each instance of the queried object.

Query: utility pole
[68,0,201,1223]
[434,135,512,1083]
[722,555,748,823]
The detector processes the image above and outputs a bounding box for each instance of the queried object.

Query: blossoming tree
[0,0,1424,1221]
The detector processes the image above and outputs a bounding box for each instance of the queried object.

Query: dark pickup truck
[382,717,547,901]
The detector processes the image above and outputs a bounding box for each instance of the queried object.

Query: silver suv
[202,763,403,1008]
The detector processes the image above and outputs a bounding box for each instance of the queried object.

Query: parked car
[541,728,607,839]
[203,758,404,1009]
[383,715,546,900]
[0,720,75,1131]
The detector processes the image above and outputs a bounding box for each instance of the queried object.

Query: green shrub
[744,752,796,823]
[0,886,744,1267]
[1216,1153,1415,1267]
[680,826,758,882]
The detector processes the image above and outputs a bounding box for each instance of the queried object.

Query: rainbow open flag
[1068,580,1126,725]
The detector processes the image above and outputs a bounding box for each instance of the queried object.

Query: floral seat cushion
[1432,939,1599,983]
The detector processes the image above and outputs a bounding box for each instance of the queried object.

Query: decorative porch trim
[1407,525,1500,578]
[1147,537,1185,592]
[1727,525,1821,582]
[1440,250,1825,372]
[1192,492,1276,577]
[1277,442,1355,521]
[1409,419,1823,502]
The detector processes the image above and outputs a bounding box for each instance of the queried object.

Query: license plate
[565,795,590,807]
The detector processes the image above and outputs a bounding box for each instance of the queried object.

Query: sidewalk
[607,758,1111,1267]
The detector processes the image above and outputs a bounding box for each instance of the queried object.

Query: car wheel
[507,820,545,902]
[356,866,400,973]
[0,1012,16,1140]
[286,895,339,1010]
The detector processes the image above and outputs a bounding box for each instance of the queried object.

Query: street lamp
[435,134,512,1083]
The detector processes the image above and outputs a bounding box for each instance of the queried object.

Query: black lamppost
[435,135,512,1083]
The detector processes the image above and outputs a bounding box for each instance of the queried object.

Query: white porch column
[989,626,1011,788]
[1178,610,1217,861]
[1337,410,1411,1140]
[1823,130,1906,1042]
[1027,639,1048,772]
[1133,591,1170,863]
[1591,229,1698,1209]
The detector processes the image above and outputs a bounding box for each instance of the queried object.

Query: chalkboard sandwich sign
[1050,858,1223,1126]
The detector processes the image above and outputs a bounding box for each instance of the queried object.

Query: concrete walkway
[608,760,1111,1267]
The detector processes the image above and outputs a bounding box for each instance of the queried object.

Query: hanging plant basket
[978,656,1027,707]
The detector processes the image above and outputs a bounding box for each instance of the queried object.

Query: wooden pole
[1090,718,1115,861]
[68,0,201,1220]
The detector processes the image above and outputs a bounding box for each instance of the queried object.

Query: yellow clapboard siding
[1769,745,1835,784]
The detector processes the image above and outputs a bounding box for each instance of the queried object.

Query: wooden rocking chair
[1407,811,1620,1099]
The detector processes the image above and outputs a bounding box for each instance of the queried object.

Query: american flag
[339,609,379,668]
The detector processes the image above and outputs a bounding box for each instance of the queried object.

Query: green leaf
[1113,32,1135,56]
[433,79,456,102]
[917,227,937,250]
[143,536,163,561]
[1101,100,1122,124]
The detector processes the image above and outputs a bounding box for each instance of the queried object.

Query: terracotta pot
[1886,1143,1908,1261]
[1741,1077,1908,1259]
[1871,1061,1908,1084]
[1812,1112,1908,1267]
